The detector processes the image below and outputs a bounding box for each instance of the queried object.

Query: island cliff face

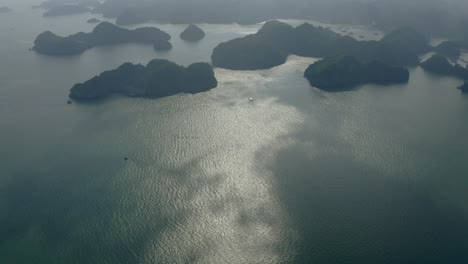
[304,56,410,91]
[420,55,468,79]
[212,20,430,70]
[69,59,217,100]
[33,22,171,56]
[180,25,206,41]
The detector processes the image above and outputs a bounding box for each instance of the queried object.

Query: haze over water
[1,1,468,263]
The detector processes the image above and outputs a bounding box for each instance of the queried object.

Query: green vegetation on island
[211,34,288,70]
[69,59,218,100]
[180,25,206,41]
[33,22,171,56]
[212,20,430,70]
[304,56,410,91]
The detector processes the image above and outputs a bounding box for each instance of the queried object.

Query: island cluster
[31,14,468,101]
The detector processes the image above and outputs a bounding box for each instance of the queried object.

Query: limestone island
[434,41,461,58]
[180,25,205,41]
[211,35,288,70]
[33,22,171,56]
[43,4,91,17]
[420,55,468,79]
[87,18,101,24]
[69,59,217,100]
[458,81,468,93]
[212,20,430,70]
[304,56,410,91]
[153,39,172,51]
[0,6,11,13]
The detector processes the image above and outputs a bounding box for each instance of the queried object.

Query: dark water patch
[0,154,175,264]
[266,145,468,263]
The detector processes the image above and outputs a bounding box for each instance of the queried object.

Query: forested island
[69,59,218,100]
[33,22,170,55]
[304,56,410,91]
[180,25,205,41]
[420,55,468,79]
[212,20,429,70]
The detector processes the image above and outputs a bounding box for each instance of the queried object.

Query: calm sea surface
[1,1,468,263]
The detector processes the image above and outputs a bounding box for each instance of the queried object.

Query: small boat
[249,98,254,102]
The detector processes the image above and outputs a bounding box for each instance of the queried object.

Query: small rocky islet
[180,25,206,41]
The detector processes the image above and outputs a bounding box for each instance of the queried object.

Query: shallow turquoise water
[1,2,468,263]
